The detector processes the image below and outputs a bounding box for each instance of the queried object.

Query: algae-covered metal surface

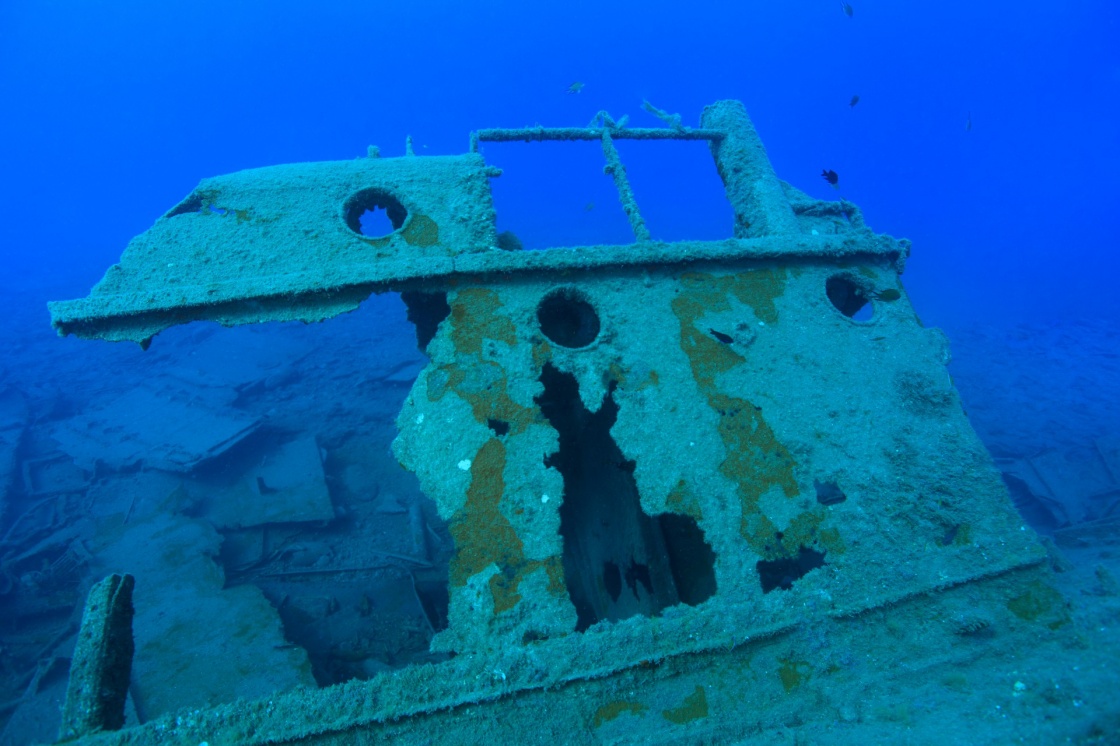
[51,100,1053,744]
[47,103,901,348]
[48,154,500,346]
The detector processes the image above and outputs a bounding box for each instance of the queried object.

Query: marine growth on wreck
[9,99,1074,744]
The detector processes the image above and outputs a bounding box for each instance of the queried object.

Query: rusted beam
[59,573,136,741]
[470,125,723,151]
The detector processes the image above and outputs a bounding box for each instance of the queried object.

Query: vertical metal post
[59,573,136,740]
[601,130,651,242]
[700,100,800,237]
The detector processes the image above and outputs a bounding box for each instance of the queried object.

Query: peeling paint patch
[448,438,563,613]
[402,213,440,248]
[672,271,845,562]
[662,686,709,724]
[450,288,517,355]
[592,699,648,728]
[666,479,704,521]
[778,657,812,692]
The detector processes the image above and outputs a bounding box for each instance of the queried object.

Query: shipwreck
[45,100,1061,744]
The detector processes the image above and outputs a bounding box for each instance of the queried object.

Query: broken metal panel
[1000,438,1120,526]
[48,154,500,345]
[20,453,90,498]
[203,436,335,529]
[391,260,1042,660]
[0,386,28,526]
[155,324,317,392]
[88,489,316,721]
[49,386,261,472]
[49,104,907,348]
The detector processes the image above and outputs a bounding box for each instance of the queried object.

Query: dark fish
[821,169,839,188]
[709,329,733,344]
[871,289,901,302]
[814,479,847,506]
[841,2,854,18]
[496,230,524,251]
[849,94,860,108]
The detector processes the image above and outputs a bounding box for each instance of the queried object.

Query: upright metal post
[59,574,136,741]
[700,100,800,237]
[600,130,651,242]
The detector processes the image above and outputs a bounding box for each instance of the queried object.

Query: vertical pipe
[700,100,800,237]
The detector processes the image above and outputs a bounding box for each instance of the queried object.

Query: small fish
[584,201,595,212]
[821,169,840,189]
[567,82,585,95]
[965,112,972,132]
[709,329,734,344]
[871,289,901,302]
[849,94,860,108]
[841,2,853,18]
[814,479,847,506]
[496,230,524,251]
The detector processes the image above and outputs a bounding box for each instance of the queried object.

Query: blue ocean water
[2,1,1117,324]
[0,1,1118,743]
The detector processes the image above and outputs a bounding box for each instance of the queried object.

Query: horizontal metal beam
[470,126,724,151]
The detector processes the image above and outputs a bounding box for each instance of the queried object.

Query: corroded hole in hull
[535,363,716,631]
[757,545,826,593]
[825,273,873,321]
[401,291,451,353]
[343,188,408,238]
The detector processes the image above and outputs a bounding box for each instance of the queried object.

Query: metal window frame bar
[470,125,726,243]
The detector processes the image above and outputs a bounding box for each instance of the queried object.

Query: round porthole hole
[343,188,408,238]
[826,274,873,321]
[537,288,600,348]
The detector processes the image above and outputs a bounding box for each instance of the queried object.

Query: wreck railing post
[600,129,651,242]
[700,100,800,238]
[59,573,136,741]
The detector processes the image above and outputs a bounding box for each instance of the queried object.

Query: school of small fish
[565,3,969,208]
[817,3,969,195]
